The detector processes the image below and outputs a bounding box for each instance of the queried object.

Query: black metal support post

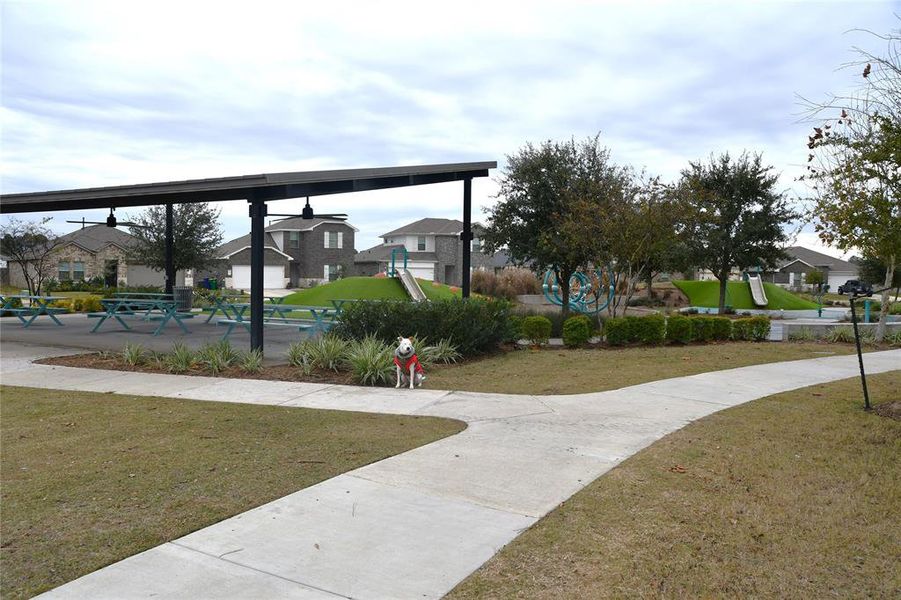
[849,297,870,411]
[461,178,472,298]
[249,195,267,353]
[165,202,175,295]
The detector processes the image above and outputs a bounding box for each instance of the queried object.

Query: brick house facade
[7,224,177,289]
[214,218,357,289]
[354,218,497,286]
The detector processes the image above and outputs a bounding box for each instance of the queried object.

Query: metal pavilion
[0,161,496,351]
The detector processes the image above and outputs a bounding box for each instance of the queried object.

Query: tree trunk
[559,269,572,323]
[646,271,654,300]
[875,254,895,342]
[717,274,728,314]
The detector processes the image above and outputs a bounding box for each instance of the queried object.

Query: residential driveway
[2,342,898,600]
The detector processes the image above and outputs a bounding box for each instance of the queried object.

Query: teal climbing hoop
[542,267,615,314]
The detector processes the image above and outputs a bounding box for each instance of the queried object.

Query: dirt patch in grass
[874,400,901,420]
[0,386,464,599]
[448,371,901,599]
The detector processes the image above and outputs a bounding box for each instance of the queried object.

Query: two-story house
[215,217,357,289]
[354,218,496,286]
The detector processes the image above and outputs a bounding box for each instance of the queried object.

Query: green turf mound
[281,276,461,305]
[673,280,819,310]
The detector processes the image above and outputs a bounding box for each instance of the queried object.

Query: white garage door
[406,261,435,281]
[231,265,286,289]
[828,272,856,293]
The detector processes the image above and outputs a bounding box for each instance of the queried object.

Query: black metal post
[249,195,267,353]
[461,178,472,298]
[165,202,175,295]
[849,297,870,411]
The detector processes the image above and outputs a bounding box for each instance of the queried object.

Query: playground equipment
[542,267,616,314]
[388,246,427,302]
[748,274,768,307]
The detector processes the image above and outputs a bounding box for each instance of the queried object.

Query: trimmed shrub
[334,298,512,357]
[749,316,771,341]
[604,317,630,346]
[666,315,693,344]
[732,318,753,341]
[711,317,732,341]
[522,315,552,346]
[691,316,715,342]
[562,316,591,348]
[635,314,665,345]
[506,314,524,343]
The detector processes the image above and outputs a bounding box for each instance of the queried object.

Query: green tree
[483,135,630,320]
[560,175,682,317]
[802,25,901,340]
[126,203,224,275]
[676,152,797,313]
[805,269,825,290]
[0,217,60,295]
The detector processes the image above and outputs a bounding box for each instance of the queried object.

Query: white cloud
[1,0,896,255]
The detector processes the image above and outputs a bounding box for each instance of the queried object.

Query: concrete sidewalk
[2,342,898,599]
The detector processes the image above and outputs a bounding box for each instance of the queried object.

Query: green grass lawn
[449,370,901,599]
[674,280,819,310]
[425,342,861,395]
[280,276,461,305]
[0,387,464,599]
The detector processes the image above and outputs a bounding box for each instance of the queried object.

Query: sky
[1,0,899,256]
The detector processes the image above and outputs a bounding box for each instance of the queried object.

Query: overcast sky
[2,0,898,255]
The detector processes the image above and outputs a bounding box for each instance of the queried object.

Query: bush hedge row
[333,298,512,357]
[604,314,770,345]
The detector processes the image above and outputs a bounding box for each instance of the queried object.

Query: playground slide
[748,274,768,307]
[398,269,428,302]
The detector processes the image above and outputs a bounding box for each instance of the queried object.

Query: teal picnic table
[89,294,194,335]
[204,294,287,322]
[0,294,68,327]
[216,303,337,339]
[328,298,360,316]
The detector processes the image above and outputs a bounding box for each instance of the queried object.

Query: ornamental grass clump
[346,335,395,386]
[197,340,240,374]
[240,349,264,373]
[417,338,461,366]
[121,343,146,366]
[826,326,855,343]
[307,334,349,372]
[165,343,196,373]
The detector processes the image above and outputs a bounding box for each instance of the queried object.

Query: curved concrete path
[1,342,898,599]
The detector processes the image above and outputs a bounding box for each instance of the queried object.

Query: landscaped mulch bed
[37,353,356,385]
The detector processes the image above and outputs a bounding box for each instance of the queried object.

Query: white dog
[394,336,425,389]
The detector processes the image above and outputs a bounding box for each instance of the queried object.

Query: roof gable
[381,217,484,238]
[778,246,857,271]
[55,224,136,253]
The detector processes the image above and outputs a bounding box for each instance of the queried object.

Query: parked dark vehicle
[837,280,873,296]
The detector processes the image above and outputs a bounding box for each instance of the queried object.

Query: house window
[58,261,70,281]
[471,237,481,252]
[417,236,426,251]
[323,264,340,281]
[324,231,343,249]
[72,261,85,281]
[289,231,300,249]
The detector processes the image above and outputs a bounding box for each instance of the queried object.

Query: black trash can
[173,286,193,311]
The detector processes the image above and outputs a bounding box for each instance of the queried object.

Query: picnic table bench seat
[216,317,321,340]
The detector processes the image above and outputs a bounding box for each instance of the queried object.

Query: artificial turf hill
[673,280,819,310]
[280,276,461,305]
